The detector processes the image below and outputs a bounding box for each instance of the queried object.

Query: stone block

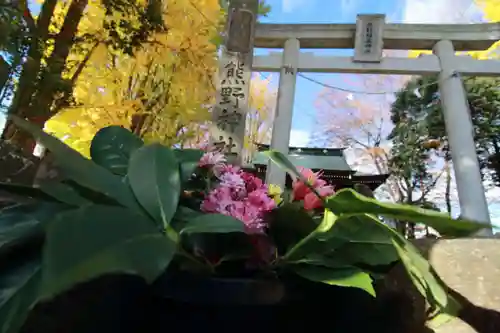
[380,238,500,333]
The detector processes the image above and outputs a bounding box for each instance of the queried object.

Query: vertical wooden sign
[210,0,258,165]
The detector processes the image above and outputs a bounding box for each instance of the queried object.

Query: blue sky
[255,0,405,144]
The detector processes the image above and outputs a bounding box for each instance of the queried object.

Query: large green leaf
[0,183,60,203]
[0,202,66,255]
[266,203,318,255]
[356,216,454,314]
[281,209,341,261]
[10,116,141,212]
[90,126,144,176]
[0,258,41,333]
[37,180,91,207]
[391,237,449,310]
[128,144,181,229]
[293,264,375,296]
[180,214,245,234]
[325,189,484,237]
[281,213,398,267]
[40,205,177,300]
[0,206,43,255]
[173,149,204,183]
[323,215,399,266]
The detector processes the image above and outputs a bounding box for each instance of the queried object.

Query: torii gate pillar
[266,38,300,186]
[434,40,492,235]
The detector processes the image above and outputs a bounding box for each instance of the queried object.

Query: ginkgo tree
[3,0,163,152]
[44,0,274,157]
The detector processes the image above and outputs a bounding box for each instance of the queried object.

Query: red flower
[303,186,335,210]
[292,167,335,210]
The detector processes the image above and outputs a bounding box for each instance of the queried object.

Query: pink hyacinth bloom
[247,189,276,211]
[199,151,226,168]
[201,168,276,234]
[240,172,263,192]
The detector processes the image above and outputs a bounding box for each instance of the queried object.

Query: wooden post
[210,0,258,165]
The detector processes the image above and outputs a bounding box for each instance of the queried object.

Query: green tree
[390,75,500,212]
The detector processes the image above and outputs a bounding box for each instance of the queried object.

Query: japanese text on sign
[363,22,373,54]
[213,58,249,154]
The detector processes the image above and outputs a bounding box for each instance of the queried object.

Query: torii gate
[211,0,500,235]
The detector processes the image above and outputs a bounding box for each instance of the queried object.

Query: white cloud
[402,0,483,24]
[281,0,306,13]
[289,129,310,147]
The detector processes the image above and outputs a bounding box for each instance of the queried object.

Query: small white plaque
[353,14,385,63]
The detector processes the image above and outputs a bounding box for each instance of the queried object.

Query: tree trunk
[2,0,58,152]
[30,0,89,118]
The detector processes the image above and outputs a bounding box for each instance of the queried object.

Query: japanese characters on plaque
[363,22,374,54]
[353,14,385,63]
[211,54,250,156]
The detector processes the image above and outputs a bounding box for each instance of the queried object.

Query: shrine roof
[252,144,352,172]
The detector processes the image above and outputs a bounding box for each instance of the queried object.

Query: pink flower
[240,172,263,192]
[247,188,276,211]
[303,185,335,210]
[199,151,226,168]
[201,168,276,234]
[217,164,241,176]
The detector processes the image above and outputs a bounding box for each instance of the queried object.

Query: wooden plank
[253,53,500,76]
[453,57,500,76]
[353,14,385,63]
[211,0,258,165]
[253,54,442,75]
[254,23,500,51]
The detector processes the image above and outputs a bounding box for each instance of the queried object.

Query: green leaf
[37,180,91,206]
[170,206,203,232]
[281,209,340,261]
[128,144,181,229]
[10,116,142,212]
[325,215,399,266]
[0,202,66,254]
[426,295,461,329]
[356,217,452,314]
[0,183,60,203]
[0,258,41,333]
[180,214,245,234]
[289,253,352,268]
[325,189,484,237]
[293,264,375,296]
[266,203,317,254]
[173,149,204,183]
[40,205,177,299]
[391,238,448,310]
[90,126,144,176]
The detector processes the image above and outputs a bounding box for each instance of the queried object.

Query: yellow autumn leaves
[43,0,273,157]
